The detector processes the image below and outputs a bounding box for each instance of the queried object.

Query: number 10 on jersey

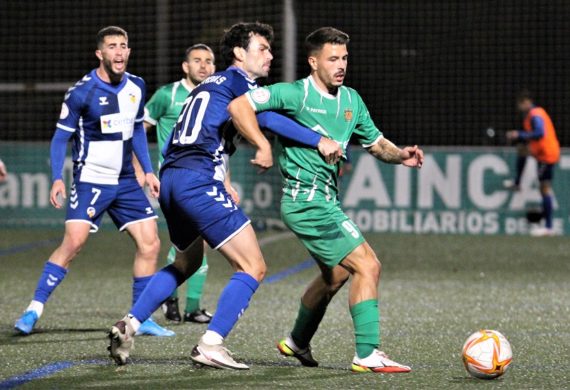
[172,91,210,145]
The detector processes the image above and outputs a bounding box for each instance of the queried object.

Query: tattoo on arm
[368,138,403,164]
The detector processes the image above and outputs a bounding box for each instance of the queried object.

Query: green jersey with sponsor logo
[144,79,193,164]
[246,75,382,203]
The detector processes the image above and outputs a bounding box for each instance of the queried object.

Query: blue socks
[543,194,553,228]
[130,265,186,322]
[208,272,259,338]
[33,261,67,304]
[132,275,153,306]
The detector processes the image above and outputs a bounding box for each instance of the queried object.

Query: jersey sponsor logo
[344,108,353,121]
[306,106,327,114]
[86,206,96,218]
[59,103,69,119]
[99,96,109,106]
[251,88,270,104]
[100,113,135,134]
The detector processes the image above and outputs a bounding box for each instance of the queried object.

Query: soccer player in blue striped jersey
[14,26,173,337]
[108,22,342,369]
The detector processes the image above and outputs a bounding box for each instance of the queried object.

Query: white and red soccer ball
[462,329,512,379]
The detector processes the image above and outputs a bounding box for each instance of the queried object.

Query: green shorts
[281,200,365,267]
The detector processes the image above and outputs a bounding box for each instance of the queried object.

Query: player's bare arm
[367,138,424,168]
[227,98,273,171]
[228,95,342,165]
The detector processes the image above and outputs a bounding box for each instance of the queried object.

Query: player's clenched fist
[145,173,160,198]
[400,145,424,168]
[317,137,343,165]
[50,179,67,209]
[251,145,273,172]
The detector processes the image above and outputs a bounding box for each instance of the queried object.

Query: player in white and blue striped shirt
[14,26,172,337]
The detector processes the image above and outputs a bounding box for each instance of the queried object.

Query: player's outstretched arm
[367,138,424,168]
[227,96,273,172]
[256,112,342,165]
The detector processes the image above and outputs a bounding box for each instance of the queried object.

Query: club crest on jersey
[344,108,353,122]
[251,88,270,104]
[86,207,96,218]
[129,93,136,103]
[99,96,109,106]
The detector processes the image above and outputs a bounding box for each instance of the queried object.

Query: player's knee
[243,258,266,282]
[63,235,85,256]
[364,254,382,281]
[251,261,267,282]
[325,267,350,292]
[328,275,349,293]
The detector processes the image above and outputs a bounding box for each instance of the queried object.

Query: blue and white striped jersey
[56,69,145,185]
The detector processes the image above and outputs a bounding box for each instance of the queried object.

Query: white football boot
[351,349,411,373]
[191,340,249,370]
[530,226,555,237]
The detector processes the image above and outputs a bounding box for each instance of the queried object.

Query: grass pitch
[1,228,569,389]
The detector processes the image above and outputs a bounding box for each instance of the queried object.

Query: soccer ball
[462,329,512,379]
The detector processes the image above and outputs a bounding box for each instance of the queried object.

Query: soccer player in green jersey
[229,27,424,373]
[142,44,229,323]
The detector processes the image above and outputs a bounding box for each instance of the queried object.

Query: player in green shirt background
[229,27,424,373]
[141,44,237,324]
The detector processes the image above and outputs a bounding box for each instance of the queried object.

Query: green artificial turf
[1,228,569,389]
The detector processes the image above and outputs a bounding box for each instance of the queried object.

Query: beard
[102,57,127,84]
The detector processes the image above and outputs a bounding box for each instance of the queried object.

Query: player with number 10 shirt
[108,22,342,369]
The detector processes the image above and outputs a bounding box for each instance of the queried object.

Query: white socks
[27,300,44,317]
[127,314,141,333]
[201,330,223,345]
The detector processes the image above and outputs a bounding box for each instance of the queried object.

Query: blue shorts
[66,178,157,232]
[159,167,250,251]
[537,163,555,182]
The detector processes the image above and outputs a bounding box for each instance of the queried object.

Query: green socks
[291,299,328,349]
[184,254,208,313]
[350,299,380,359]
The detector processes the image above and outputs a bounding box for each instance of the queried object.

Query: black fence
[1,0,568,146]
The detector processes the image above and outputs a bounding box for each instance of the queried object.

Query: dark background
[1,0,568,146]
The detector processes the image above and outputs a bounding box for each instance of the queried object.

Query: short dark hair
[96,26,128,48]
[220,22,274,67]
[184,43,215,62]
[516,89,533,103]
[305,27,350,56]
